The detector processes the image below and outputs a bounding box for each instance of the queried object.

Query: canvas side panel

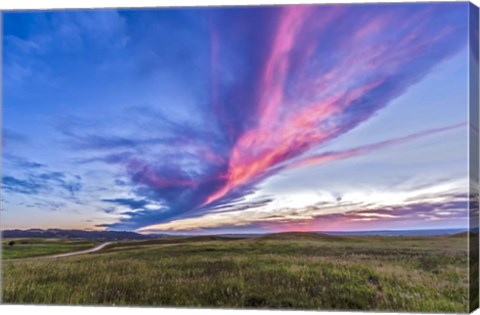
[0,10,4,304]
[469,2,480,313]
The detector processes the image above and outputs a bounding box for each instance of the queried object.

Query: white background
[0,0,479,315]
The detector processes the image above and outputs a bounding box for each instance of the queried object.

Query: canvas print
[1,1,479,313]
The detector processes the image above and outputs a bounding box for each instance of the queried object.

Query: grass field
[1,238,98,259]
[1,233,469,312]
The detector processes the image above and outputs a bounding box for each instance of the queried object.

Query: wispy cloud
[2,129,30,148]
[3,10,129,89]
[2,170,82,198]
[2,176,44,195]
[68,3,468,231]
[138,179,467,232]
[284,122,465,170]
[3,154,46,169]
[3,4,469,231]
[102,198,151,210]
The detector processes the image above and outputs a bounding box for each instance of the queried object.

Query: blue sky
[1,3,475,233]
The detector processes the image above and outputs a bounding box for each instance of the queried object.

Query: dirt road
[49,242,111,258]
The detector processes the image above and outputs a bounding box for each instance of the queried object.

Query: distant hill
[1,228,470,242]
[196,229,470,238]
[322,228,468,237]
[258,231,348,241]
[1,229,159,241]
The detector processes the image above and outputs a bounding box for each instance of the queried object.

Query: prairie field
[1,238,97,259]
[1,233,469,312]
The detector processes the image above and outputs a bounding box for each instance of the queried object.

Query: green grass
[2,238,97,259]
[1,233,469,312]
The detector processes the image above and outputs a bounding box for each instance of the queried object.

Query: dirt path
[49,242,112,258]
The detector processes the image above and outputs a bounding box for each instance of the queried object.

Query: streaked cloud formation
[139,179,468,232]
[2,3,471,232]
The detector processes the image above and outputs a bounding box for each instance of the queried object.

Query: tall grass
[2,238,97,259]
[1,234,468,312]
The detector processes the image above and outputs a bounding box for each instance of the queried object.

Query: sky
[1,2,476,234]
